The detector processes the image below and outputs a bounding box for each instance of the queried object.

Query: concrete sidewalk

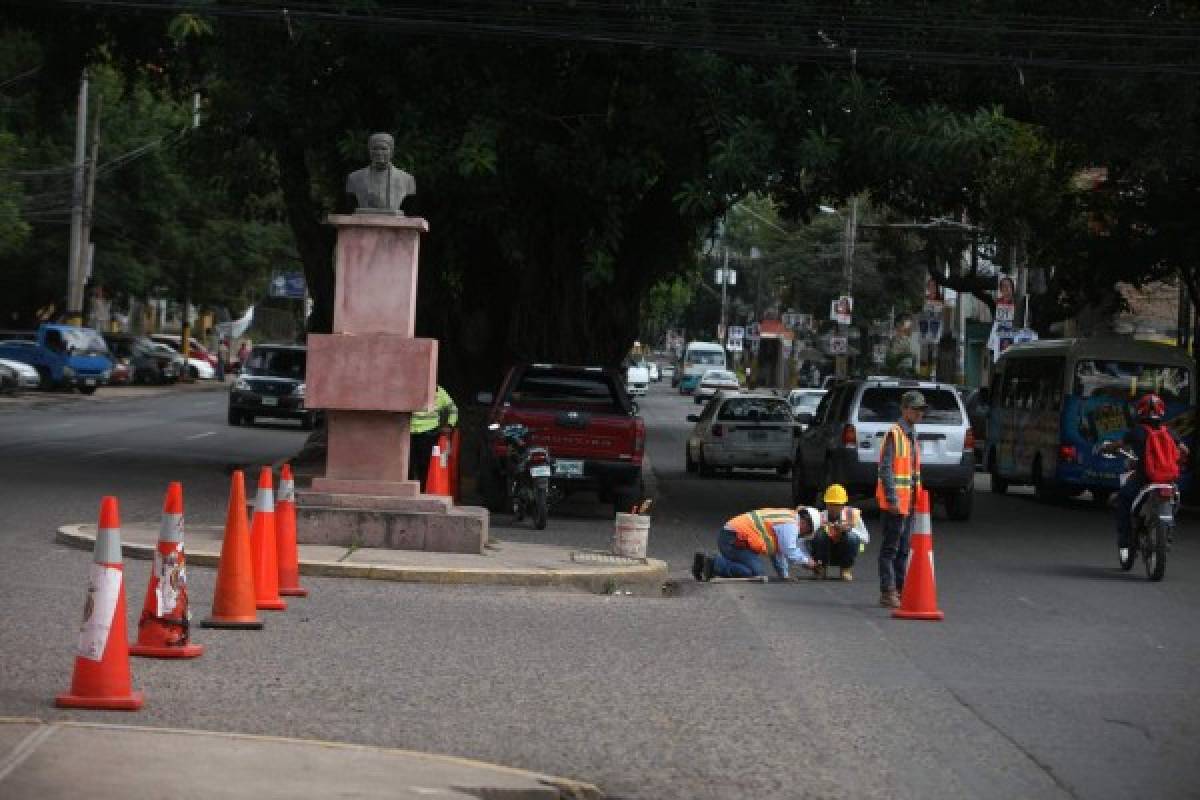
[0,718,601,799]
[57,522,668,593]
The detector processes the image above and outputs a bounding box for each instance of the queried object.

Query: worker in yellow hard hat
[810,484,870,581]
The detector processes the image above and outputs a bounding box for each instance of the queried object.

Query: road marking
[186,431,217,440]
[0,724,57,783]
[1017,596,1037,608]
[83,447,128,458]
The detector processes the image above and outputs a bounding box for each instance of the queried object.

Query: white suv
[791,378,976,519]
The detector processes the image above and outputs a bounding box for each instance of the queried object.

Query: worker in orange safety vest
[875,390,925,609]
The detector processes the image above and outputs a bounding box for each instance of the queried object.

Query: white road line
[83,447,128,457]
[186,431,217,440]
[0,724,57,783]
[1017,596,1036,608]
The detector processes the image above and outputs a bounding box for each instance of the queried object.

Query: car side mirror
[687,414,700,423]
[475,391,494,406]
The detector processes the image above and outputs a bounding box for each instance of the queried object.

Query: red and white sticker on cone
[153,545,186,616]
[77,564,121,661]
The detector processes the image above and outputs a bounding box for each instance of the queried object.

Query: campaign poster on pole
[988,272,1017,357]
[830,296,853,326]
[726,326,744,352]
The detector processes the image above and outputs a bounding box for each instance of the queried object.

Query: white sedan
[0,357,40,390]
[686,392,799,477]
[694,369,740,404]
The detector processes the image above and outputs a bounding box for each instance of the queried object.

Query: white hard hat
[796,506,821,535]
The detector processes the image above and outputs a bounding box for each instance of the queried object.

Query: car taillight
[1058,444,1077,464]
[712,424,723,437]
[842,424,857,447]
[964,427,975,452]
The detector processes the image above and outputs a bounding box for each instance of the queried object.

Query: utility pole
[79,94,102,328]
[180,91,201,378]
[65,70,89,325]
[719,246,729,344]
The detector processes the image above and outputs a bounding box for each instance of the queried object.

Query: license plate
[530,465,552,478]
[84,379,96,386]
[261,396,279,406]
[555,460,584,477]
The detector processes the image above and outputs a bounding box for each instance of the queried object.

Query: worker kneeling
[692,506,819,582]
[810,484,870,582]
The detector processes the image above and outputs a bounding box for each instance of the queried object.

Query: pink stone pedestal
[297,214,487,554]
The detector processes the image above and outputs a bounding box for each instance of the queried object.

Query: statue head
[367,133,394,170]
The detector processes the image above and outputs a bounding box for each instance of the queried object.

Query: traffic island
[56,523,668,593]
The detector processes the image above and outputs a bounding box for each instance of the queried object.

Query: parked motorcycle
[1104,447,1176,581]
[489,422,556,529]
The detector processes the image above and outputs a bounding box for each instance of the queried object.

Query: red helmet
[1136,393,1166,421]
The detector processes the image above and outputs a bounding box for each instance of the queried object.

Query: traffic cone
[130,482,204,658]
[56,496,144,710]
[276,463,308,598]
[893,489,945,621]
[447,428,462,501]
[249,466,287,611]
[201,471,263,629]
[425,433,451,497]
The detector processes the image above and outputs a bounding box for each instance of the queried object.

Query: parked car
[149,334,218,369]
[228,344,314,429]
[477,363,645,515]
[647,362,660,382]
[787,388,827,429]
[0,325,112,392]
[626,362,650,396]
[0,357,41,390]
[102,333,179,385]
[695,369,740,404]
[791,377,975,519]
[149,339,217,380]
[686,391,799,477]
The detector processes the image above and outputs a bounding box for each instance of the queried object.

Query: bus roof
[997,337,1194,367]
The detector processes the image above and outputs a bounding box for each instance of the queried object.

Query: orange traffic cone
[893,489,944,621]
[425,434,451,497]
[447,428,462,501]
[250,467,287,611]
[201,471,263,629]
[276,463,308,598]
[131,482,204,658]
[56,497,144,710]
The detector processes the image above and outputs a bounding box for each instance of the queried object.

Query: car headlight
[62,366,75,377]
[233,377,251,391]
[293,383,306,397]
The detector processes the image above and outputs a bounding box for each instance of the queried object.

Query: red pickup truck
[478,363,645,515]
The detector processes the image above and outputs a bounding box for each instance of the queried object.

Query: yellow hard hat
[823,484,848,505]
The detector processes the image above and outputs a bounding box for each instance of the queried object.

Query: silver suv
[791,377,976,520]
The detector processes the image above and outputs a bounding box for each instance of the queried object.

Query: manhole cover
[571,551,646,566]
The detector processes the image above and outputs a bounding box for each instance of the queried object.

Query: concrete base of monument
[296,491,488,554]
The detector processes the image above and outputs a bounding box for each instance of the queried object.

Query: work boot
[692,552,706,582]
[702,555,716,582]
[879,589,900,608]
[840,567,854,582]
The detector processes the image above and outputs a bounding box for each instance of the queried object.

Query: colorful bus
[987,337,1194,502]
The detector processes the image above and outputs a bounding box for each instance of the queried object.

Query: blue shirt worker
[810,484,870,582]
[692,507,819,582]
[876,390,924,609]
[409,385,459,490]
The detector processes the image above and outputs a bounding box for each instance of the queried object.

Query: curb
[0,717,603,799]
[55,525,668,592]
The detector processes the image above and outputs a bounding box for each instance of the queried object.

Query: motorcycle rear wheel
[1144,522,1167,581]
[533,485,548,530]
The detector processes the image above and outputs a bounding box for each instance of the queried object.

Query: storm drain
[571,551,647,566]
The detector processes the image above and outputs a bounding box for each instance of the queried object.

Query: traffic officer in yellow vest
[692,506,819,581]
[409,385,458,490]
[876,390,925,608]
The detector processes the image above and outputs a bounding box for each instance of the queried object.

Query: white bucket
[612,513,650,559]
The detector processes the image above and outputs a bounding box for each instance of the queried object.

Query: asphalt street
[1,381,1198,799]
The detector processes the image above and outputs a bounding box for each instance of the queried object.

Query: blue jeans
[1115,476,1144,549]
[811,531,863,568]
[714,529,765,578]
[878,512,913,592]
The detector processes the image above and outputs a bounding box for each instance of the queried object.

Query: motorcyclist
[1101,393,1188,562]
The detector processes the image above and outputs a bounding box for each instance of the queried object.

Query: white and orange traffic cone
[425,434,451,497]
[276,463,308,597]
[893,489,945,621]
[56,497,145,710]
[130,482,203,658]
[250,466,287,611]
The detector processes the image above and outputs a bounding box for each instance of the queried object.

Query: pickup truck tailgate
[503,407,641,463]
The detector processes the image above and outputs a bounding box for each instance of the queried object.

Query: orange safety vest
[725,508,796,556]
[876,424,921,516]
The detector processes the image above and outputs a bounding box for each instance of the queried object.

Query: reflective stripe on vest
[875,424,921,515]
[727,508,795,556]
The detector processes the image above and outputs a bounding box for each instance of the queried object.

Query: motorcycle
[1103,446,1176,581]
[489,422,556,529]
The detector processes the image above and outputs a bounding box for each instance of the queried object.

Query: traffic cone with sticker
[893,489,945,621]
[250,466,287,611]
[275,463,308,597]
[56,496,144,710]
[425,433,451,497]
[130,482,203,658]
[201,471,263,629]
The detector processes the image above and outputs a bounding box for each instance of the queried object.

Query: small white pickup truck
[625,364,650,396]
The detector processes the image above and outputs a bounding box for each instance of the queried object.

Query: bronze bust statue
[345,132,415,213]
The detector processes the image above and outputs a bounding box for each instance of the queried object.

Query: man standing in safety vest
[876,390,926,608]
[409,385,458,490]
[692,507,819,581]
